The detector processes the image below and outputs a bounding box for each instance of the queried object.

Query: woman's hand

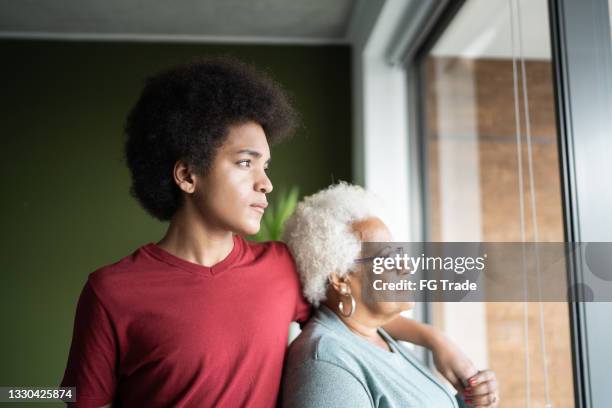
[429,334,500,407]
[462,369,499,408]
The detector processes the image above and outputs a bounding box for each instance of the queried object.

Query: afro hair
[125,57,298,221]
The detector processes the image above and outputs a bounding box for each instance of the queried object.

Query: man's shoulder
[87,246,148,295]
[244,238,291,258]
[242,238,297,272]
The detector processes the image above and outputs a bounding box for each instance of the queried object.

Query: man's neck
[157,207,235,267]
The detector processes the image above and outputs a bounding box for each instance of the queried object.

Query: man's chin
[236,222,261,237]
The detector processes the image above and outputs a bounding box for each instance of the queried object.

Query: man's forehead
[220,137,271,157]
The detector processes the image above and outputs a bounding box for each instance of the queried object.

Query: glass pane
[422,0,574,406]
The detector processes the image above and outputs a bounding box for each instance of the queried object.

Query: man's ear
[173,160,197,194]
[328,273,351,295]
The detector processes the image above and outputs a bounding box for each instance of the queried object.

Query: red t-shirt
[61,235,311,408]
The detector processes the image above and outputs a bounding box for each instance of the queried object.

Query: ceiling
[0,0,357,44]
[1,0,608,57]
[432,0,552,59]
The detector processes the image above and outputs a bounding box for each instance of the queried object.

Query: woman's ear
[328,274,351,295]
[173,160,197,194]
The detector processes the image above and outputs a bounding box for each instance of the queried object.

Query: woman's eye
[237,160,251,168]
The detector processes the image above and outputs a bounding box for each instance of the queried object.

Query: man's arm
[382,315,477,391]
[61,280,118,407]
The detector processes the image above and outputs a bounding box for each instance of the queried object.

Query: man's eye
[237,160,251,168]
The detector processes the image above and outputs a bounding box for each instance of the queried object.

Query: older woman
[281,183,499,408]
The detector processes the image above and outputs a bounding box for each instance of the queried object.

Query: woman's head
[283,182,381,305]
[283,182,413,319]
[125,57,297,230]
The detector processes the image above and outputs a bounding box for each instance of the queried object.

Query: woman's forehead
[351,217,390,241]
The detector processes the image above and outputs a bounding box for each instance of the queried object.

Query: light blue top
[281,305,467,408]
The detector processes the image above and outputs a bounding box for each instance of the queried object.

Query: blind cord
[514,0,553,406]
[508,0,531,406]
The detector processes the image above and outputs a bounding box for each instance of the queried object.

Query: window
[417,0,573,406]
[354,0,612,403]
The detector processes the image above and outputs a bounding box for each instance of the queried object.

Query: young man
[61,58,482,407]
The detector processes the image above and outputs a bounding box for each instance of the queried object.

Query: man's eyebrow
[236,149,262,157]
[235,149,271,164]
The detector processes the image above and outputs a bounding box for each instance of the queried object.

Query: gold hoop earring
[338,293,356,318]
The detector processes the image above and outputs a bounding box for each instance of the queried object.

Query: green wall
[0,40,351,405]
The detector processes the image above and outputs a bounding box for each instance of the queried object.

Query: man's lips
[250,203,268,214]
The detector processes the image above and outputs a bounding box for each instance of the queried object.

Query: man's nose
[255,171,273,194]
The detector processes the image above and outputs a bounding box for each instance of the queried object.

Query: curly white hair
[282,182,387,306]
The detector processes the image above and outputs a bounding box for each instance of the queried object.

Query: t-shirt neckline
[142,235,243,276]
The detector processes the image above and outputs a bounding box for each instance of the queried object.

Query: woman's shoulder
[286,311,365,375]
[282,313,375,408]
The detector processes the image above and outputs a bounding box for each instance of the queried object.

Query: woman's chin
[371,302,414,318]
[387,302,415,315]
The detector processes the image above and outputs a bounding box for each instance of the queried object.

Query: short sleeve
[61,280,117,407]
[293,291,312,323]
[281,359,373,408]
[278,241,312,323]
